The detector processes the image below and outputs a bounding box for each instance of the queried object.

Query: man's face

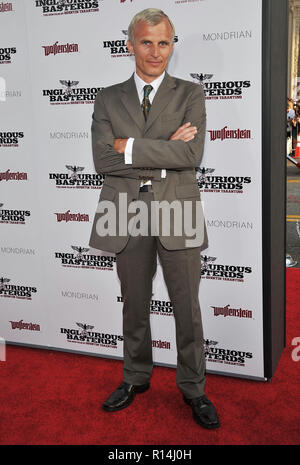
[127,18,174,83]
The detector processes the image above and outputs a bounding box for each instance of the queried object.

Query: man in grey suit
[89,8,219,429]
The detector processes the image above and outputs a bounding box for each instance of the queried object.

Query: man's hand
[114,138,128,154]
[169,122,197,142]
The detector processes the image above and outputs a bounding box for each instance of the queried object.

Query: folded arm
[92,84,206,176]
[91,91,160,181]
[131,85,206,170]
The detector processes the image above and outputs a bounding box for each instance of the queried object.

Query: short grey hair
[127,8,175,44]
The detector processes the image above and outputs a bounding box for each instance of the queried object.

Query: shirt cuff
[161,169,166,178]
[124,137,134,164]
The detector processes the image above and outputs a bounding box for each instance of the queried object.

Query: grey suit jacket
[89,72,206,253]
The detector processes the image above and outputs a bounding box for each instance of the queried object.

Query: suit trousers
[116,190,206,399]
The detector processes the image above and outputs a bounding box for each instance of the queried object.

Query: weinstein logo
[54,210,89,223]
[9,320,40,331]
[0,170,27,182]
[210,304,253,319]
[208,126,251,142]
[0,2,13,12]
[152,339,171,350]
[42,41,79,57]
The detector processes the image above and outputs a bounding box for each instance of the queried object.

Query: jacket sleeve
[131,85,206,169]
[91,90,161,181]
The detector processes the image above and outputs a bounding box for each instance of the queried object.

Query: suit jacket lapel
[143,73,177,134]
[120,74,145,131]
[120,73,177,133]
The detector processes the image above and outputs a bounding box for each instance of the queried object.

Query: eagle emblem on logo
[59,80,79,96]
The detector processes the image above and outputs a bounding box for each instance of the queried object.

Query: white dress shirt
[124,71,166,184]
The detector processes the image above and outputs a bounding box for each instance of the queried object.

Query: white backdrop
[0,0,264,380]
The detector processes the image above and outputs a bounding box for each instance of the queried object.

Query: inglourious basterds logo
[0,203,31,224]
[151,298,173,317]
[35,0,101,16]
[55,246,116,270]
[103,30,131,58]
[117,295,174,317]
[201,254,252,282]
[0,131,24,147]
[49,165,104,189]
[204,339,253,367]
[60,322,123,349]
[196,167,251,194]
[0,47,16,64]
[190,73,251,100]
[42,81,103,104]
[103,30,179,57]
[0,277,37,300]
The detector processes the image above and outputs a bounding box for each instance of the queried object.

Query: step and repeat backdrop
[0,0,264,379]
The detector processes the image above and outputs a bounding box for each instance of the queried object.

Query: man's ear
[126,40,134,56]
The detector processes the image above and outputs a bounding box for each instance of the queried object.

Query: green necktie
[142,85,153,120]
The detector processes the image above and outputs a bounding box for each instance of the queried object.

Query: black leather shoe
[183,394,220,429]
[102,381,150,412]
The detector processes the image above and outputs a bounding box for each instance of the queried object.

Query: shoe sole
[102,384,150,412]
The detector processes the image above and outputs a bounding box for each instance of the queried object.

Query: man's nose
[150,44,160,57]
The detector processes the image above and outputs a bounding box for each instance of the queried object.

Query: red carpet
[0,269,299,445]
